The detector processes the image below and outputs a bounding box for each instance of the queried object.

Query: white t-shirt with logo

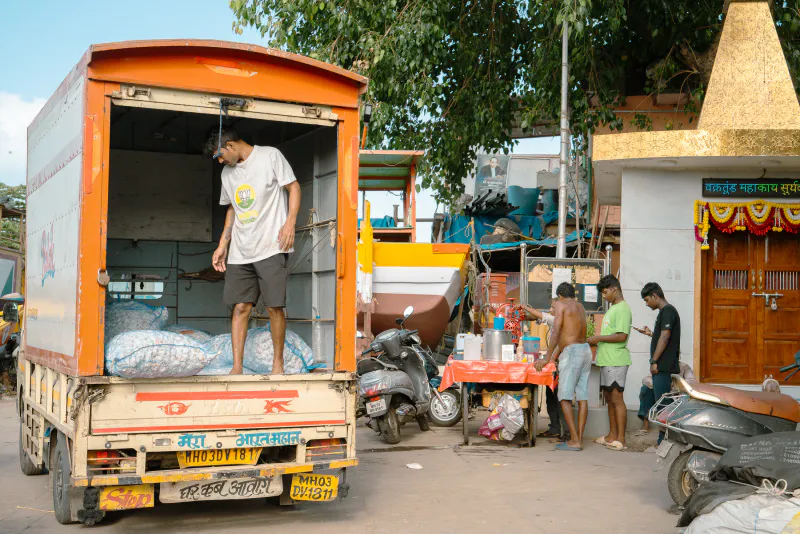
[220,146,297,265]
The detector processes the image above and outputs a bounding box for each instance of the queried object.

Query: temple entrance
[701,228,800,383]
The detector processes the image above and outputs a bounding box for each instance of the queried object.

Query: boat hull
[358,243,469,348]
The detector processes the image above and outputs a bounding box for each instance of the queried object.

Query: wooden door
[702,230,759,382]
[758,234,800,384]
[702,230,800,383]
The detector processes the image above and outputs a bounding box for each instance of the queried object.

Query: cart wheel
[462,384,470,446]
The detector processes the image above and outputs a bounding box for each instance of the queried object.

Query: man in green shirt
[588,275,632,450]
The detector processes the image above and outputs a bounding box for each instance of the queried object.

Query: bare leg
[604,390,617,443]
[561,400,582,449]
[612,389,627,446]
[269,307,286,375]
[577,400,588,443]
[643,418,650,431]
[231,303,253,375]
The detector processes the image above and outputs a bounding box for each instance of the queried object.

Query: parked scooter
[356,306,435,444]
[650,368,800,506]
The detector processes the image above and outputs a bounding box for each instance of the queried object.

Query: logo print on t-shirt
[235,184,256,210]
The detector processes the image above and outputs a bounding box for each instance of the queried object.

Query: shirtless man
[534,282,591,451]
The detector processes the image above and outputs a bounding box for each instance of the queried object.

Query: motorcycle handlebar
[780,364,797,373]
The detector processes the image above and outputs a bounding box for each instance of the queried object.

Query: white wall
[619,167,800,406]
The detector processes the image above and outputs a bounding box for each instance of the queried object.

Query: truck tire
[52,435,75,524]
[19,422,43,476]
[377,410,401,444]
[667,450,697,507]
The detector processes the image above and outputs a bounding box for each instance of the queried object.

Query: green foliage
[231,1,800,203]
[0,184,26,251]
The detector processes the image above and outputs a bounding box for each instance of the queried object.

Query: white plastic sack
[105,301,168,344]
[497,394,524,435]
[163,324,212,344]
[686,494,800,533]
[105,331,215,378]
[204,327,314,374]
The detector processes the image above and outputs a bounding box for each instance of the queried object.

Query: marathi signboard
[703,178,800,198]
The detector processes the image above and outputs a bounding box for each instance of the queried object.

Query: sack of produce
[163,324,212,344]
[105,331,214,378]
[105,300,169,344]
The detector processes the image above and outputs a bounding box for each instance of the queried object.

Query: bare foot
[566,439,583,450]
[272,366,284,375]
[229,366,243,375]
[604,434,616,443]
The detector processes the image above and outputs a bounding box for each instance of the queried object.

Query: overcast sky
[0,0,558,241]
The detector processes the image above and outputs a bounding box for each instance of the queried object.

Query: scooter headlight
[410,334,422,344]
[359,376,391,397]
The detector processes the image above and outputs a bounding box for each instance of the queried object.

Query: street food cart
[438,359,556,446]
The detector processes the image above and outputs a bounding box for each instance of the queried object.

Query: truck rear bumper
[73,458,358,487]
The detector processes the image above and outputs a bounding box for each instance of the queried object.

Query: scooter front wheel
[429,389,462,427]
[667,450,697,506]
[377,408,401,444]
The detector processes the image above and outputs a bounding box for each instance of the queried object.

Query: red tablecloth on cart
[438,359,557,391]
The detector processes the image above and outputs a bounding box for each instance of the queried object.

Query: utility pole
[556,19,570,259]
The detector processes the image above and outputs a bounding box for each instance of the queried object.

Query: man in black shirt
[638,282,681,445]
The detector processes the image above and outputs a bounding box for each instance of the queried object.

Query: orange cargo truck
[17,40,367,524]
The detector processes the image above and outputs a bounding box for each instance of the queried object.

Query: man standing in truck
[206,128,301,375]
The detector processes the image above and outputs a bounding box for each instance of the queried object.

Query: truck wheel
[52,436,75,524]
[667,450,697,507]
[19,422,43,476]
[377,410,401,444]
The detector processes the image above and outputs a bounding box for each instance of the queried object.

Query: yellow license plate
[290,474,338,502]
[177,448,261,469]
[98,484,155,511]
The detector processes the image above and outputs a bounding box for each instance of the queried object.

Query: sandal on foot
[594,436,608,445]
[555,442,582,452]
[605,440,628,451]
[538,430,560,438]
[634,429,649,437]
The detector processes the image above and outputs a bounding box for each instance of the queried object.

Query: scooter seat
[679,378,800,422]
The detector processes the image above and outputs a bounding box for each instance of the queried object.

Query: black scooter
[650,364,800,506]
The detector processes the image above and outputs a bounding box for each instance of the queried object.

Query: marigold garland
[694,200,800,248]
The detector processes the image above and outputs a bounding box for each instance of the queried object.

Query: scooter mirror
[356,331,365,339]
[403,306,414,320]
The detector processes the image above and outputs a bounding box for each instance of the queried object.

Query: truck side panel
[25,75,85,370]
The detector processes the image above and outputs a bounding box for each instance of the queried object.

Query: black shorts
[224,254,288,308]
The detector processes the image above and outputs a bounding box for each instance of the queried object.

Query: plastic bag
[204,327,315,375]
[105,301,168,344]
[497,394,525,435]
[105,331,215,378]
[163,324,212,344]
[479,410,504,439]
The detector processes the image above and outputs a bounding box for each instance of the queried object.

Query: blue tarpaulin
[441,212,560,244]
[478,230,593,251]
[358,216,396,228]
